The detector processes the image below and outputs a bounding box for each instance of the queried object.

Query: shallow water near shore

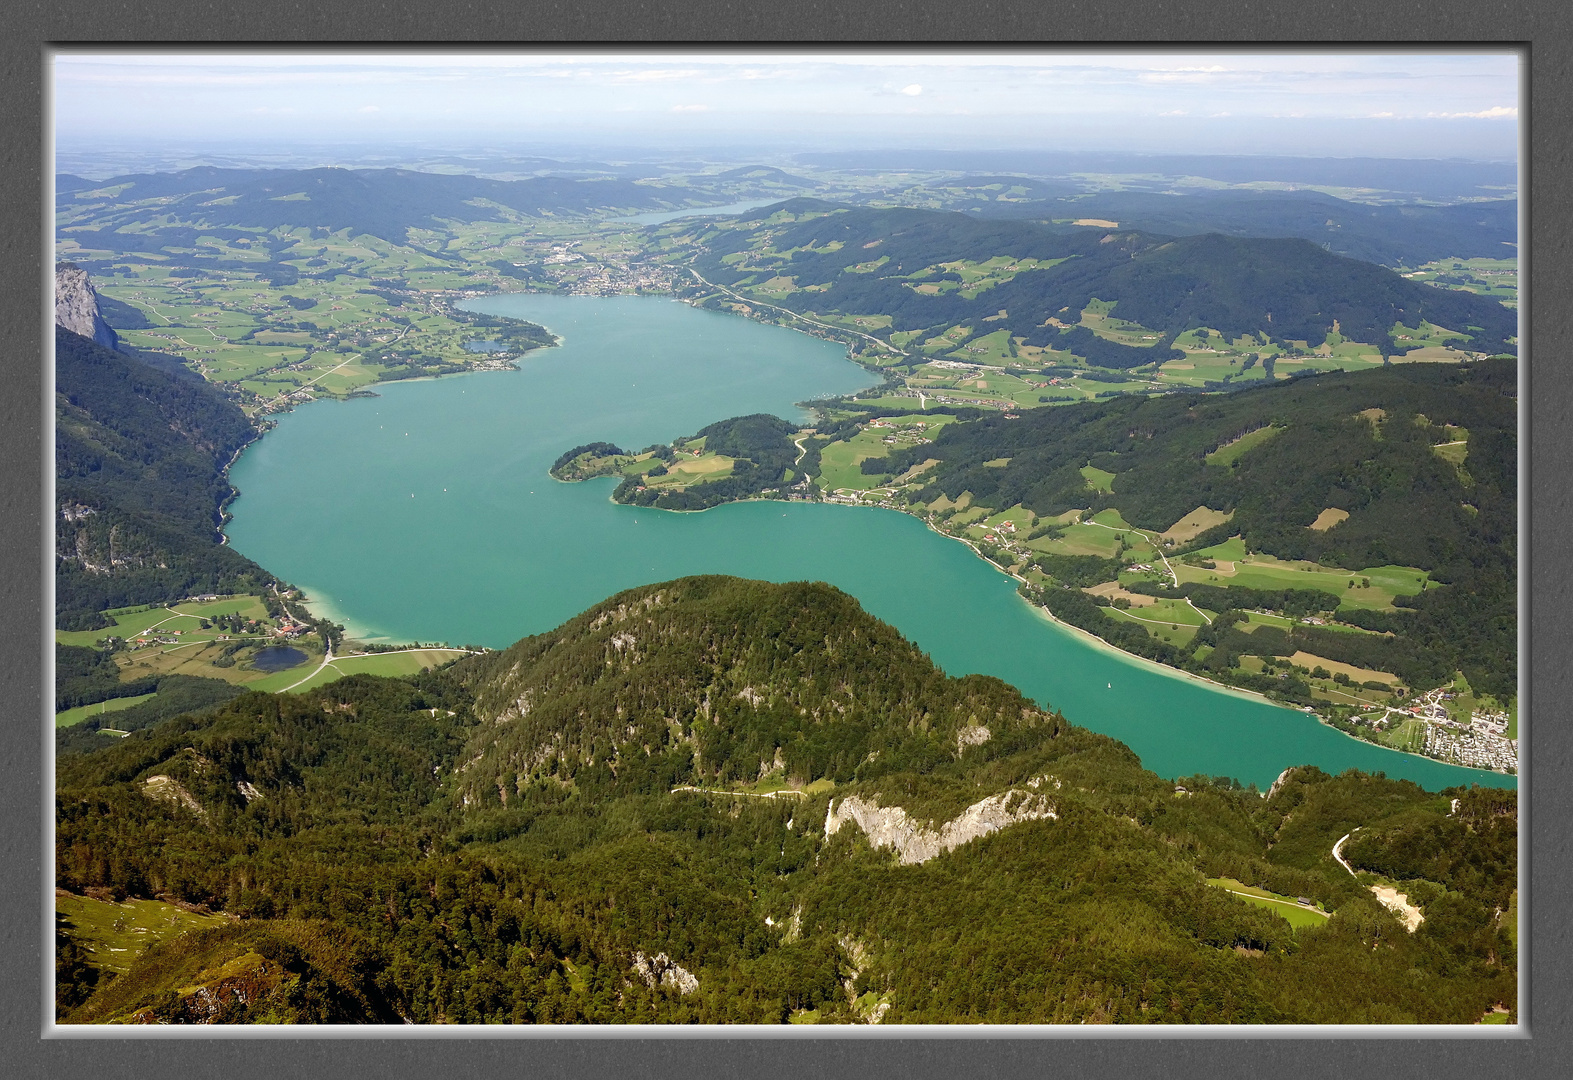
[226,293,1512,791]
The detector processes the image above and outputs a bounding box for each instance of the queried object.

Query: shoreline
[603,486,1510,778]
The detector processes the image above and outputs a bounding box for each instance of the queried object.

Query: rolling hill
[689,201,1517,363]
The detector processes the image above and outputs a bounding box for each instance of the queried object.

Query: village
[1358,686,1518,772]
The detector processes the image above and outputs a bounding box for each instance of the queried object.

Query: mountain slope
[966,188,1517,268]
[56,578,1516,1025]
[691,202,1517,359]
[54,326,274,623]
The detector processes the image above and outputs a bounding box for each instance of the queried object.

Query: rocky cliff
[55,262,119,350]
[823,783,1058,865]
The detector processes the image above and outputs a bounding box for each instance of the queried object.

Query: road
[686,268,907,357]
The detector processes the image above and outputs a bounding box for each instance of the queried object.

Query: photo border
[8,7,1569,1078]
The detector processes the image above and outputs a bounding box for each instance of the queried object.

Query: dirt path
[671,785,806,800]
[1334,830,1423,931]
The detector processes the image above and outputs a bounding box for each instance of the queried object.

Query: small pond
[250,645,308,672]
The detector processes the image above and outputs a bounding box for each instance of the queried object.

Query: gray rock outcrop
[824,785,1057,866]
[55,262,119,350]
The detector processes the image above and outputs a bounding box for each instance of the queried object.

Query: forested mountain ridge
[689,201,1517,360]
[56,578,1516,1025]
[450,576,1062,807]
[54,326,276,625]
[55,164,823,247]
[961,187,1516,269]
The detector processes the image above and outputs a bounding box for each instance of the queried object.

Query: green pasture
[1205,878,1329,930]
[263,648,475,694]
[172,594,270,621]
[946,328,1016,365]
[1081,465,1116,492]
[55,605,204,648]
[1206,425,1284,467]
[56,893,229,976]
[1080,300,1164,347]
[1178,541,1427,610]
[56,692,158,729]
[918,325,975,353]
[1103,601,1209,646]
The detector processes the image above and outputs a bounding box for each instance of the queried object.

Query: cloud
[1428,105,1517,119]
[358,105,380,113]
[671,104,710,113]
[901,84,923,96]
[1158,109,1187,117]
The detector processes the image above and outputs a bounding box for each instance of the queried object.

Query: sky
[52,51,1522,163]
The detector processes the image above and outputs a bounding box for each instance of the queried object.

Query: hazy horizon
[54,50,1521,168]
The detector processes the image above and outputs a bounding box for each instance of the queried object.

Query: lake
[225,293,1511,792]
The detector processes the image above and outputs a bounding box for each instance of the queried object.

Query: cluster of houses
[1361,687,1518,772]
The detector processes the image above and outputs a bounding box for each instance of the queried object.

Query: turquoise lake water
[225,293,1512,792]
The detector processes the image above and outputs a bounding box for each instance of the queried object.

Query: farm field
[1177,538,1428,609]
[818,414,947,491]
[1205,878,1330,931]
[1400,257,1518,308]
[56,594,335,695]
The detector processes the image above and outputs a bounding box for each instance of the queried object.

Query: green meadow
[1205,878,1330,931]
[56,892,229,977]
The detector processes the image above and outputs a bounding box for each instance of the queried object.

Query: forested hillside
[54,327,275,625]
[57,578,1515,1025]
[964,188,1516,268]
[690,201,1517,360]
[876,360,1517,699]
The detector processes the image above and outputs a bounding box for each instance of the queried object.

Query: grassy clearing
[1206,878,1329,930]
[1080,465,1116,493]
[251,648,474,695]
[1206,425,1284,467]
[56,892,229,976]
[1162,506,1232,543]
[1308,507,1350,531]
[1104,606,1203,647]
[56,692,158,729]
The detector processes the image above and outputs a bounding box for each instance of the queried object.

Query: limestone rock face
[55,262,119,351]
[824,786,1057,866]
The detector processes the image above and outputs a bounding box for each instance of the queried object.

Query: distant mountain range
[55,164,824,246]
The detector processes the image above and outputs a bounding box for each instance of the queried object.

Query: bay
[226,293,1511,791]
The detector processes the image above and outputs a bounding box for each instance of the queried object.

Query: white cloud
[358,105,380,113]
[901,84,923,96]
[671,104,710,113]
[1428,105,1517,119]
